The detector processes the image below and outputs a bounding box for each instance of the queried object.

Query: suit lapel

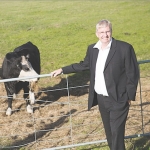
[104,38,117,71]
[93,48,99,72]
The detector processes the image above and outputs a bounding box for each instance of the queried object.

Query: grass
[62,136,150,150]
[0,0,150,149]
[0,1,150,73]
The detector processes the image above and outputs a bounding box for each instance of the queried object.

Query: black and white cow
[2,41,41,116]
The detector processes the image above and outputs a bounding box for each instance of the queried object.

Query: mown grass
[0,1,150,73]
[0,1,150,150]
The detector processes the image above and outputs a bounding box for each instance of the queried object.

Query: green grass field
[0,1,150,73]
[0,1,150,150]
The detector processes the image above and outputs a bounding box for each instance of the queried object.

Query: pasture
[0,1,150,150]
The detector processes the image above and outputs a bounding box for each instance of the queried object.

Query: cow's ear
[6,52,18,62]
[6,52,13,61]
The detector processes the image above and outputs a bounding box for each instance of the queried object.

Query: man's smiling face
[96,25,112,45]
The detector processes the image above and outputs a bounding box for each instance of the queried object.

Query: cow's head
[3,51,38,81]
[6,52,32,72]
[16,50,39,81]
[15,50,31,72]
[4,52,23,78]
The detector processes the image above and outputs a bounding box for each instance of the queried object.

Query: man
[51,19,139,150]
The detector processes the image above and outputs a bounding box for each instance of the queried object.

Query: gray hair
[96,19,112,32]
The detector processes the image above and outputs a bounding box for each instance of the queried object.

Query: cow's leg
[29,81,37,105]
[6,95,13,116]
[5,82,15,116]
[23,82,33,114]
[29,90,35,105]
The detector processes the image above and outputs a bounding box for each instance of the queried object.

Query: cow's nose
[22,65,30,71]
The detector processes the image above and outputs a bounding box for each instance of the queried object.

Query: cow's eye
[17,64,21,68]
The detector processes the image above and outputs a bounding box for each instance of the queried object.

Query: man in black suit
[51,19,139,150]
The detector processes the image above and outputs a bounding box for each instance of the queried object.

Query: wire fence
[0,60,150,150]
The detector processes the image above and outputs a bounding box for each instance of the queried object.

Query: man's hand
[51,68,63,77]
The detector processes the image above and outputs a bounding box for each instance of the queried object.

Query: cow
[2,41,41,116]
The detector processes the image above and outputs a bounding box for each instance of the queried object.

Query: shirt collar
[93,38,112,50]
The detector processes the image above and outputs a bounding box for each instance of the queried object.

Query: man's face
[96,25,112,44]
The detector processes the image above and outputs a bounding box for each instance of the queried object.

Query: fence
[0,60,150,150]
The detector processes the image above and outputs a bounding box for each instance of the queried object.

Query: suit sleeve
[125,45,139,101]
[62,47,90,74]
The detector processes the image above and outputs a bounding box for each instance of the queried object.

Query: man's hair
[96,19,112,32]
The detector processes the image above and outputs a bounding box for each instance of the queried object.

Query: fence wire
[0,60,150,150]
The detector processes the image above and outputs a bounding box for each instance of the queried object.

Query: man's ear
[95,32,99,38]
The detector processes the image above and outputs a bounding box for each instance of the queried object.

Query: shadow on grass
[35,71,90,107]
[127,136,150,150]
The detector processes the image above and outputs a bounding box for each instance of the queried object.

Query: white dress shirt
[94,39,112,96]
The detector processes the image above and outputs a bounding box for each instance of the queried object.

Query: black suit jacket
[62,38,139,110]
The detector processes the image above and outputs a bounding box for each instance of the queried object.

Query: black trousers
[97,94,129,150]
